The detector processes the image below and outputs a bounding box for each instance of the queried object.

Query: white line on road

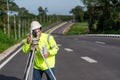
[95,41,106,44]
[0,47,22,70]
[64,48,73,52]
[57,44,61,47]
[81,56,98,63]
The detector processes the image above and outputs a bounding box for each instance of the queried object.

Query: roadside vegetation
[0,30,16,53]
[66,22,120,35]
[70,0,120,34]
[65,22,89,35]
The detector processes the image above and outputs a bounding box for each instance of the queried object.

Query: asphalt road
[55,35,120,80]
[0,22,120,80]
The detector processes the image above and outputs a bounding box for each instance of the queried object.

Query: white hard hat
[31,21,41,30]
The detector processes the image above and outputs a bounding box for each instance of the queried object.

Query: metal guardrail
[85,34,120,38]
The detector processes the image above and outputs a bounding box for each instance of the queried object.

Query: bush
[0,30,15,53]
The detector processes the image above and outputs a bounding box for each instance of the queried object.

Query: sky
[14,0,84,15]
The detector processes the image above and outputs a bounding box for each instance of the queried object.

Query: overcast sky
[14,0,84,15]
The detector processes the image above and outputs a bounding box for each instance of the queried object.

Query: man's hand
[27,35,32,44]
[44,52,50,58]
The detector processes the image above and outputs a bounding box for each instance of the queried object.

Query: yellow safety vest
[22,33,59,70]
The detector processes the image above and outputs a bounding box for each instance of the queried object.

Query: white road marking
[95,41,106,44]
[64,48,73,52]
[57,44,61,47]
[0,47,22,70]
[81,56,98,63]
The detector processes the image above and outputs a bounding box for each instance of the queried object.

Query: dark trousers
[33,68,55,80]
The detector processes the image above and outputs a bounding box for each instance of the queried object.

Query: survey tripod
[23,43,56,80]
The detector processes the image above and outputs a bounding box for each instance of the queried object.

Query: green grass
[65,22,89,35]
[0,30,22,53]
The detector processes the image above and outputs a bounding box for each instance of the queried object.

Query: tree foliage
[80,0,120,33]
[70,6,84,22]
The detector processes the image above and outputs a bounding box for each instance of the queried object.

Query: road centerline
[95,41,106,44]
[81,56,98,63]
[64,48,73,52]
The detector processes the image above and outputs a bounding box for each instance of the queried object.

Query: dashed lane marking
[57,44,61,47]
[95,41,106,44]
[81,56,98,63]
[64,48,73,52]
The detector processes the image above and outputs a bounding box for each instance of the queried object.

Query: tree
[80,0,120,33]
[38,6,48,23]
[97,0,120,31]
[70,6,84,22]
[0,0,19,35]
[0,0,8,33]
[80,0,97,32]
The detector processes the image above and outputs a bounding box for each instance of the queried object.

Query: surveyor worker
[22,20,59,80]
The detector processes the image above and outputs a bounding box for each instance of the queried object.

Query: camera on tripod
[32,30,38,38]
[31,30,39,45]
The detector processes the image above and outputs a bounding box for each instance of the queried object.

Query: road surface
[0,22,120,80]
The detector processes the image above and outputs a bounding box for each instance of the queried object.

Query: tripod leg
[40,46,56,80]
[23,49,35,80]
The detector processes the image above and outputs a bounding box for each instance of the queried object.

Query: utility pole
[7,0,10,37]
[14,14,17,40]
[18,18,21,38]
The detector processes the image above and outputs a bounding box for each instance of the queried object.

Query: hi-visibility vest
[22,33,59,70]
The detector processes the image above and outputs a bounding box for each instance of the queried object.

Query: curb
[62,23,74,34]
